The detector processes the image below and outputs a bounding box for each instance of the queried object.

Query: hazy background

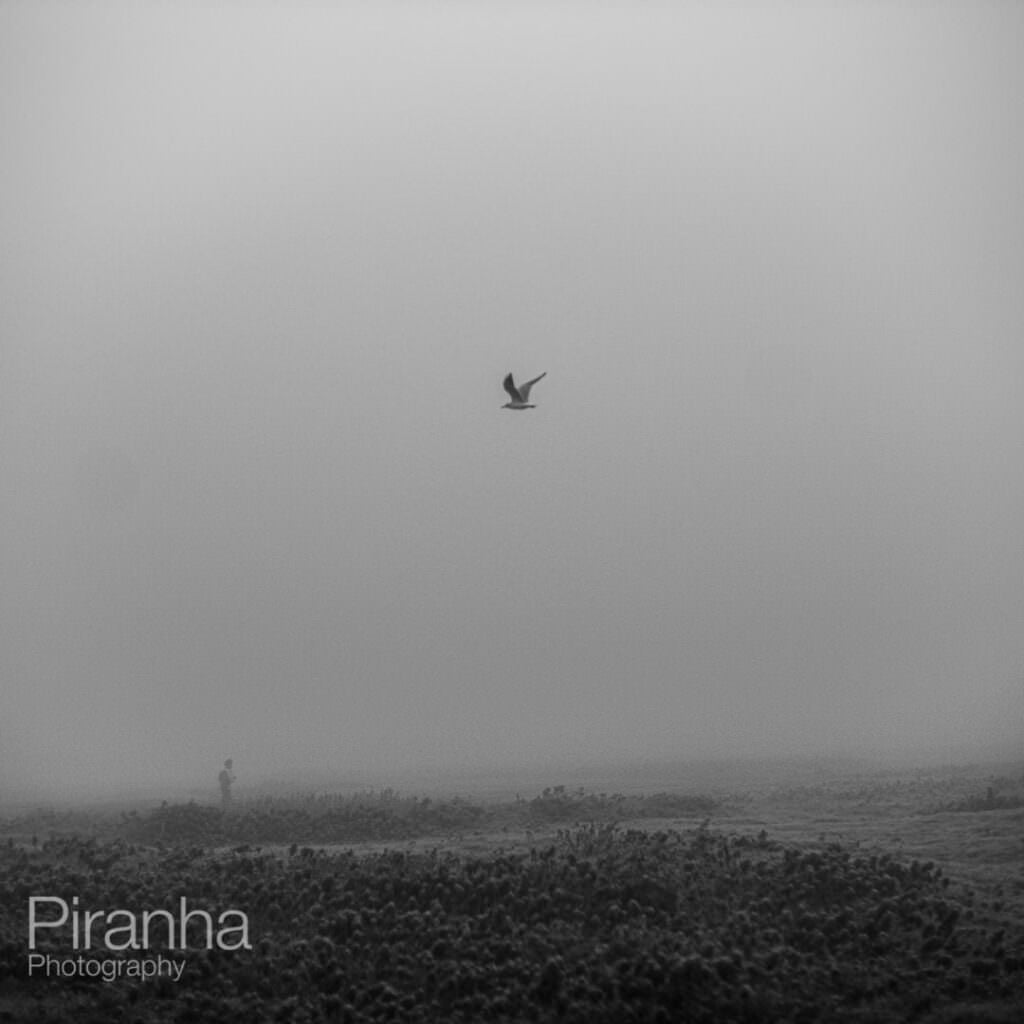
[3,2,1022,800]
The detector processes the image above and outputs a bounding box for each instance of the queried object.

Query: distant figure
[219,759,235,809]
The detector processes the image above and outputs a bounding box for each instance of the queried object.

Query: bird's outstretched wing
[503,373,523,403]
[517,372,546,402]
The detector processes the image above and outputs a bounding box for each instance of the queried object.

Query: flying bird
[502,371,546,410]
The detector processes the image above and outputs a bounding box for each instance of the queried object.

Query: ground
[1,757,1022,1022]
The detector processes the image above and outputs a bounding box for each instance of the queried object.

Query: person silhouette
[218,758,236,809]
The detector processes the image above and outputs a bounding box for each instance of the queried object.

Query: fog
[2,2,1022,801]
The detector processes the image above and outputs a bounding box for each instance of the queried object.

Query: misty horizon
[3,3,1023,803]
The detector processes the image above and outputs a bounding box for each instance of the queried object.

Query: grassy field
[1,757,1021,1022]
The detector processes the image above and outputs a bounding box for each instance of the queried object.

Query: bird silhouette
[502,371,546,410]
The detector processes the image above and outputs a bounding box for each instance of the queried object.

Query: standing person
[219,758,235,809]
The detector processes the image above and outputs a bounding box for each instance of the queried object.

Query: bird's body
[502,371,546,409]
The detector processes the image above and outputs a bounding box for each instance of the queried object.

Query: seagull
[502,371,546,410]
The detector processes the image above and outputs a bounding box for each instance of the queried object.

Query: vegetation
[69,786,719,846]
[1,821,1022,1022]
[931,780,1024,815]
[1,780,1021,1022]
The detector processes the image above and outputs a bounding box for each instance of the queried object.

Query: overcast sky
[2,2,1022,798]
